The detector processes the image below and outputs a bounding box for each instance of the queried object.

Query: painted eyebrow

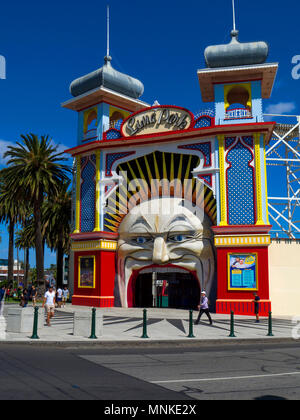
[129,216,153,232]
[166,214,193,228]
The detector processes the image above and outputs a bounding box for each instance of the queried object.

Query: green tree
[15,220,35,287]
[0,172,25,285]
[44,180,72,288]
[2,134,70,287]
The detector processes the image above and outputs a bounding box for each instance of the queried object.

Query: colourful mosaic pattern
[81,156,96,232]
[104,128,122,140]
[242,136,254,148]
[179,142,211,167]
[198,174,213,187]
[105,152,135,176]
[226,140,255,225]
[225,137,237,150]
[194,116,213,128]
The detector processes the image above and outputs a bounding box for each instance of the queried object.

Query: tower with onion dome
[63,5,277,314]
[197,6,278,315]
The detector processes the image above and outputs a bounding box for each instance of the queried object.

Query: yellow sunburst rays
[183,155,196,203]
[162,152,169,196]
[203,189,217,223]
[168,153,176,198]
[175,154,184,198]
[144,154,158,198]
[104,191,128,231]
[124,161,148,203]
[152,152,161,198]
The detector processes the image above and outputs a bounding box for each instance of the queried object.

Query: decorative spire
[69,5,144,99]
[106,5,110,59]
[204,0,269,69]
[104,5,112,66]
[232,0,237,32]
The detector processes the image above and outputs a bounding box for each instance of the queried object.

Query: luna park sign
[121,106,193,137]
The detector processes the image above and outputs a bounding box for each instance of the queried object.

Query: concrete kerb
[0,337,297,349]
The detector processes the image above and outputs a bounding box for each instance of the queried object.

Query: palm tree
[44,180,72,288]
[2,134,70,287]
[0,172,25,285]
[15,220,35,287]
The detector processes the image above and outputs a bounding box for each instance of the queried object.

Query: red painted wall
[216,246,270,300]
[72,250,116,307]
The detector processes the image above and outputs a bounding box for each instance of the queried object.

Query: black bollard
[31,307,40,340]
[141,309,149,339]
[267,311,274,337]
[229,311,236,338]
[187,310,195,338]
[89,308,98,339]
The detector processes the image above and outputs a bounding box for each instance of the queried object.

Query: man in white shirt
[56,287,63,308]
[43,287,56,326]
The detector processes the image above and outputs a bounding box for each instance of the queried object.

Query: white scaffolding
[265,114,300,238]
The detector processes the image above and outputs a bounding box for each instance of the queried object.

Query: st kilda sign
[121,105,194,137]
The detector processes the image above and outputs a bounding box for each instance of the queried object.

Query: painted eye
[134,237,151,245]
[169,234,187,242]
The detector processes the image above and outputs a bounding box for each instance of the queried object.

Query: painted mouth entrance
[134,271,200,310]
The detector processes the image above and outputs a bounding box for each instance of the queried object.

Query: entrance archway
[134,272,200,310]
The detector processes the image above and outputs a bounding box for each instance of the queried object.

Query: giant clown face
[117,197,215,308]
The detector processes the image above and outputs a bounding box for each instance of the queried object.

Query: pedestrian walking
[56,287,63,308]
[195,291,213,325]
[0,285,6,315]
[62,286,69,308]
[42,287,56,327]
[253,292,261,323]
[31,286,37,307]
[20,289,29,308]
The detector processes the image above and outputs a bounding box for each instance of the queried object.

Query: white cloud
[0,139,16,166]
[0,138,70,167]
[265,102,296,115]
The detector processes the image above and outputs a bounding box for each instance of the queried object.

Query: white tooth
[138,266,189,275]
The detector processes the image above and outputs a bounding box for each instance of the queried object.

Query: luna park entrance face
[134,272,200,310]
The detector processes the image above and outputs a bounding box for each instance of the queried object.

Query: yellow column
[263,135,270,225]
[254,133,265,225]
[218,135,228,226]
[74,155,81,234]
[94,150,101,232]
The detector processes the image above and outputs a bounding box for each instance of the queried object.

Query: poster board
[78,256,96,288]
[228,253,258,291]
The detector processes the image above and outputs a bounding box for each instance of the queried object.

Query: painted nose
[152,237,170,264]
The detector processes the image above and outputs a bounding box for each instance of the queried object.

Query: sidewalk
[0,305,294,344]
[0,303,296,345]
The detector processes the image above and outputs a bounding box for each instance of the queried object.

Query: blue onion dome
[204,30,269,68]
[70,55,144,99]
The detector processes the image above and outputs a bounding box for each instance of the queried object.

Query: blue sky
[0,0,300,266]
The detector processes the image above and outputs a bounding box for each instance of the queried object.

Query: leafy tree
[0,172,26,284]
[2,134,70,286]
[44,180,72,288]
[15,221,35,287]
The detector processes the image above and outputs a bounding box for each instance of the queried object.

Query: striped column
[254,133,265,226]
[218,135,228,226]
[74,155,81,234]
[94,150,101,232]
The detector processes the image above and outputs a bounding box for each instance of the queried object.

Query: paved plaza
[0,304,296,344]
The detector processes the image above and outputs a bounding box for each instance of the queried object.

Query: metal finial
[107,5,110,58]
[232,0,236,31]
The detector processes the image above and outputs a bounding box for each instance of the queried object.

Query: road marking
[151,371,300,384]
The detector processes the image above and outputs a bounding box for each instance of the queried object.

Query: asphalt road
[0,342,300,400]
